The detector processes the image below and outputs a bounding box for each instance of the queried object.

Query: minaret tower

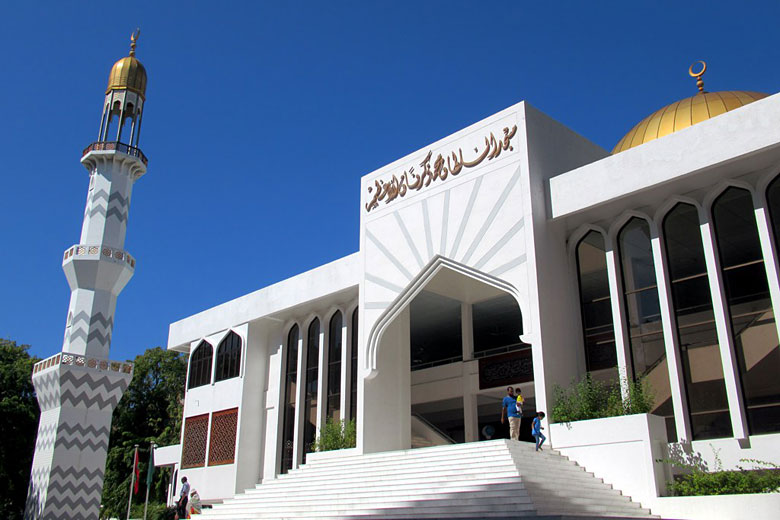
[25,31,148,519]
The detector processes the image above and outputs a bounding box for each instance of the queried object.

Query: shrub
[664,450,780,496]
[550,373,654,423]
[313,418,356,452]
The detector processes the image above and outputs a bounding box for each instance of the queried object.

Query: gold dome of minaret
[612,61,768,154]
[106,29,147,98]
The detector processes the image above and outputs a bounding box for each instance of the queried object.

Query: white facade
[166,92,780,508]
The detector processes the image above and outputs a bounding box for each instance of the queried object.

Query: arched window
[350,308,358,425]
[713,187,780,434]
[280,325,299,474]
[575,231,617,372]
[215,331,242,382]
[188,341,213,389]
[618,217,675,438]
[302,318,320,463]
[663,203,731,439]
[326,312,343,421]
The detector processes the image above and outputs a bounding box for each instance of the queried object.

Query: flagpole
[143,442,156,520]
[127,444,139,520]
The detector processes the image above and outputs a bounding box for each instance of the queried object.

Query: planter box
[305,447,360,463]
[549,413,669,506]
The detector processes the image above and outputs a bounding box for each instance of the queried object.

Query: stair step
[199,441,657,519]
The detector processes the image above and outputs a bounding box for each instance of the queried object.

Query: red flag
[133,448,140,494]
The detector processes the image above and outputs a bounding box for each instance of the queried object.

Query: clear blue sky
[2,1,779,362]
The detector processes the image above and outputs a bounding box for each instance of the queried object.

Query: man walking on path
[501,386,521,441]
[175,476,190,519]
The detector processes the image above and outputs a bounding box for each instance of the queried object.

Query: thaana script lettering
[365,125,517,212]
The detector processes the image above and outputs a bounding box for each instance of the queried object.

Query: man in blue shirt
[501,386,521,441]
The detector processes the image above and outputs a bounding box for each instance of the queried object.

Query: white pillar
[292,333,305,468]
[753,199,780,342]
[699,217,749,440]
[605,245,633,396]
[340,318,350,422]
[651,232,692,442]
[316,324,327,436]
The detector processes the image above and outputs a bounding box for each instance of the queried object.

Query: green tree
[0,339,39,520]
[100,347,186,519]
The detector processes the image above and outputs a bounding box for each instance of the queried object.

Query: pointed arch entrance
[359,257,532,454]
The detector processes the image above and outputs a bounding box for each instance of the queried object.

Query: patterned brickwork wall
[208,408,238,466]
[181,414,209,468]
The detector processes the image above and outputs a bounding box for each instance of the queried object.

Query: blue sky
[2,1,779,362]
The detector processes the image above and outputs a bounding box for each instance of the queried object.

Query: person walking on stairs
[501,386,521,441]
[533,411,546,451]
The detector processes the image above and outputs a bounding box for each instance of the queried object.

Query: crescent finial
[129,28,141,57]
[688,60,706,93]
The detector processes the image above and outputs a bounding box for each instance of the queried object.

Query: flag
[146,445,155,488]
[133,448,140,494]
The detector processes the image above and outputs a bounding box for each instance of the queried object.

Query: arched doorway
[359,259,532,453]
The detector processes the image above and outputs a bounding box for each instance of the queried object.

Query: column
[699,217,749,440]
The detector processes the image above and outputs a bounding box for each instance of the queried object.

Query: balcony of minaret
[81,142,148,179]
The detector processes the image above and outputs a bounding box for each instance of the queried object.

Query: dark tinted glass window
[280,325,299,474]
[714,187,780,434]
[350,308,358,425]
[188,341,213,389]
[326,312,342,421]
[663,203,731,439]
[619,217,675,438]
[576,231,617,372]
[215,331,241,382]
[472,294,524,356]
[410,291,462,370]
[302,318,320,462]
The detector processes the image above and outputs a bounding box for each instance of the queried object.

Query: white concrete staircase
[198,439,660,519]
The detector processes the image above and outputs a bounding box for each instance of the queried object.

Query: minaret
[25,31,148,519]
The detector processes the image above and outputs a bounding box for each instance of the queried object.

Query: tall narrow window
[350,308,358,426]
[713,187,780,434]
[619,217,675,438]
[188,341,213,389]
[576,231,618,372]
[215,331,241,382]
[663,203,731,439]
[302,318,320,463]
[280,325,299,474]
[326,312,342,421]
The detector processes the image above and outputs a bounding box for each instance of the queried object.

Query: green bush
[313,418,356,452]
[665,453,780,496]
[550,373,654,423]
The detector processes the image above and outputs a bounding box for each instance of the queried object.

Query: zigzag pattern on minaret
[32,371,60,411]
[86,189,130,223]
[68,311,114,351]
[59,370,130,411]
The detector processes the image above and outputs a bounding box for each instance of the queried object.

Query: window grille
[208,408,238,466]
[181,414,209,468]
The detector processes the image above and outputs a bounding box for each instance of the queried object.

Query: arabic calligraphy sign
[365,125,518,213]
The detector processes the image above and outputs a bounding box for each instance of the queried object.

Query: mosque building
[26,32,780,519]
[151,59,780,519]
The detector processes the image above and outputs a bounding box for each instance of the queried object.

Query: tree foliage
[100,347,186,519]
[0,339,39,520]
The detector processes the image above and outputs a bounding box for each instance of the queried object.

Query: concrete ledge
[305,447,360,463]
[550,413,669,506]
[648,492,780,520]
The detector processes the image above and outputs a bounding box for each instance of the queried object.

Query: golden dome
[612,62,768,154]
[106,30,147,97]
